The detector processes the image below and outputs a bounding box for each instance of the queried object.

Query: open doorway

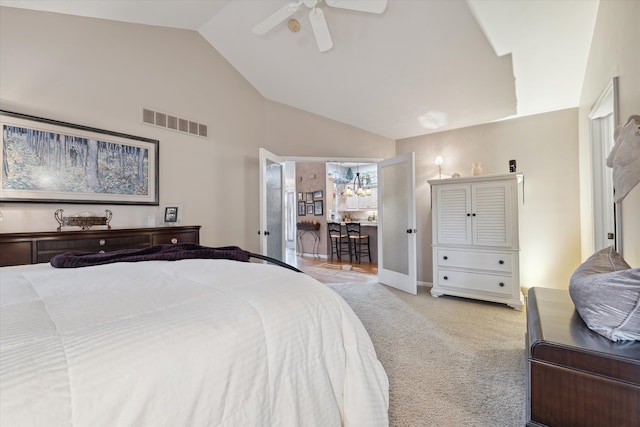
[283,159,379,283]
[261,151,417,292]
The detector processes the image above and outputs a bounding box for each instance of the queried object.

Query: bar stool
[346,222,371,263]
[327,222,350,261]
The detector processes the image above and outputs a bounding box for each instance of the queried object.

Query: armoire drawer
[438,269,513,296]
[437,249,513,273]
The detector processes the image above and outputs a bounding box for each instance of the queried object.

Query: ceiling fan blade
[252,2,301,35]
[325,0,387,14]
[308,8,333,52]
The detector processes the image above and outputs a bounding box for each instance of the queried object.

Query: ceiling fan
[252,0,387,52]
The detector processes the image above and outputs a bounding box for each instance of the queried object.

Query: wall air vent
[141,107,208,139]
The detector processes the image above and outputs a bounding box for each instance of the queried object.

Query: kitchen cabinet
[345,187,377,210]
[428,174,523,309]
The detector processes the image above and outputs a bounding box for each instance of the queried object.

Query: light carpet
[327,282,527,427]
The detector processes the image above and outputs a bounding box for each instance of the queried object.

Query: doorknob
[264,231,270,236]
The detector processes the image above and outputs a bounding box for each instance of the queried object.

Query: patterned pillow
[569,246,640,342]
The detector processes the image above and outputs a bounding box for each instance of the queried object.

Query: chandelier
[346,164,370,197]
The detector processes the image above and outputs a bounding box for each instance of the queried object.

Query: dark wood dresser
[526,287,640,427]
[0,226,201,267]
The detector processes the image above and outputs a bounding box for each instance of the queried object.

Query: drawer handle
[499,260,504,265]
[443,276,448,280]
[99,239,106,246]
[443,256,448,260]
[171,237,178,244]
[99,250,105,254]
[499,282,505,287]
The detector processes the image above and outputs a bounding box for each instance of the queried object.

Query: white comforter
[0,259,388,426]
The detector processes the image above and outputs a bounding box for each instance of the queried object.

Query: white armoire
[428,173,524,310]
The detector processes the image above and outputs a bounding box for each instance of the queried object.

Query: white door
[589,77,619,252]
[377,152,417,295]
[259,148,285,261]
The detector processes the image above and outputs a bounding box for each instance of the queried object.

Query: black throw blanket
[50,243,251,268]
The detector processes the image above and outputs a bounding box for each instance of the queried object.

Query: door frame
[588,77,621,254]
[260,152,381,259]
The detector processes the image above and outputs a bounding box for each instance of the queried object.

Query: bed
[0,249,389,426]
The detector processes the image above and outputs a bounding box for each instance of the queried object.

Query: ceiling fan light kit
[288,19,301,32]
[252,0,387,52]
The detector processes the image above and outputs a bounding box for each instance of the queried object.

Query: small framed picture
[297,192,303,201]
[314,200,323,216]
[313,190,323,200]
[306,192,313,202]
[164,207,178,223]
[306,203,313,214]
[298,201,306,216]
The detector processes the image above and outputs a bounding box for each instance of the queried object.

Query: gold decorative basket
[55,209,112,231]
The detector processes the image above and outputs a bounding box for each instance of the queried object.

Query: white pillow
[569,246,640,342]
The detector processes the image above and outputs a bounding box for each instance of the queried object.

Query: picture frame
[313,190,323,200]
[314,200,323,216]
[164,206,178,223]
[0,110,159,205]
[306,192,313,202]
[306,203,313,214]
[298,201,306,216]
[297,192,303,201]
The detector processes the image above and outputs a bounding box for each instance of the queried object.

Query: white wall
[0,7,394,253]
[397,109,582,289]
[578,0,640,266]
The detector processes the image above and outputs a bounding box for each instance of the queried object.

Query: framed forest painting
[0,110,159,205]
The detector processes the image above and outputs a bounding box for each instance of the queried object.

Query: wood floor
[285,249,378,284]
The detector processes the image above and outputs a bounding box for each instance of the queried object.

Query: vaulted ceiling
[0,0,599,140]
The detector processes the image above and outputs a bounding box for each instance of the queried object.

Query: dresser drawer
[152,230,199,245]
[37,235,151,252]
[437,249,513,273]
[36,235,151,263]
[438,269,513,296]
[0,242,33,266]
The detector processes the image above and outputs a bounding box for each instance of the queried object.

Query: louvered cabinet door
[471,181,513,247]
[434,184,472,245]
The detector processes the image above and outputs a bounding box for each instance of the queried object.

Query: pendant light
[352,163,365,197]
